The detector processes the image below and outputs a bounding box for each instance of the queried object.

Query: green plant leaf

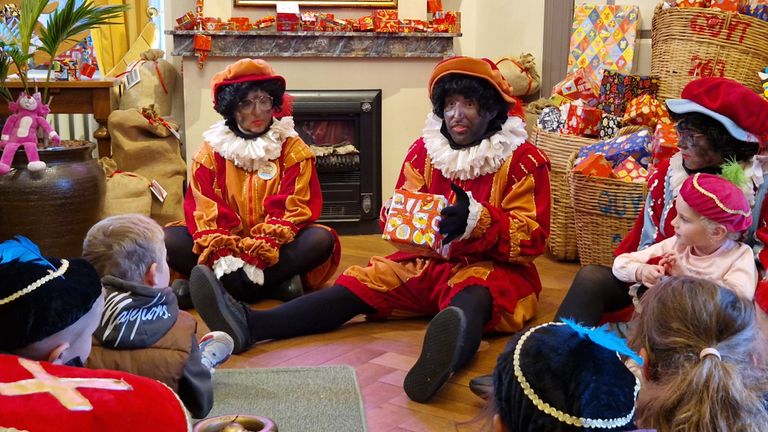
[38,0,129,58]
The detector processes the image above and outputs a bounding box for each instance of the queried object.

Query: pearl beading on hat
[0,260,69,306]
[513,321,641,429]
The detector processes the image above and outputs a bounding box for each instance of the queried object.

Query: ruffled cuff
[251,218,298,245]
[213,255,245,279]
[242,263,264,286]
[192,232,241,266]
[460,192,483,241]
[238,236,279,268]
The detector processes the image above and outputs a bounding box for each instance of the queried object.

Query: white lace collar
[422,113,527,181]
[667,151,763,206]
[203,116,297,172]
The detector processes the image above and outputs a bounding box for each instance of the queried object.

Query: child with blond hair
[83,214,234,419]
[613,172,757,299]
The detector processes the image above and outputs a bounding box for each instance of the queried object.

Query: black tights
[554,264,632,326]
[245,282,493,367]
[164,225,335,298]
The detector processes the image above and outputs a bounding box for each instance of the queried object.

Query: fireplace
[289,89,382,234]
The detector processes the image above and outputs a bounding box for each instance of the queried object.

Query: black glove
[439,183,470,244]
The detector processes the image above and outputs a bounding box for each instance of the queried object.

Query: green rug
[202,366,368,432]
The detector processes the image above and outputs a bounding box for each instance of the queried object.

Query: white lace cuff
[213,255,245,279]
[242,263,264,286]
[460,192,482,241]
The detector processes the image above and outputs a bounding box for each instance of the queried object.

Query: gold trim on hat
[513,322,640,429]
[0,260,69,306]
[692,173,751,217]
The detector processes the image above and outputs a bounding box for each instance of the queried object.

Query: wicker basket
[651,4,768,100]
[535,128,598,260]
[567,151,647,267]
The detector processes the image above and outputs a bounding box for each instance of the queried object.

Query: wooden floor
[194,235,581,432]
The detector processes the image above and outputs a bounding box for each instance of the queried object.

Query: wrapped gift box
[552,69,599,107]
[742,4,768,21]
[599,113,624,140]
[567,4,639,89]
[80,63,96,79]
[175,12,197,30]
[651,122,680,166]
[561,102,603,137]
[577,129,653,167]
[623,94,671,129]
[613,156,649,183]
[277,2,301,31]
[229,17,250,31]
[357,15,374,31]
[573,153,616,178]
[537,106,564,132]
[709,0,741,11]
[678,0,708,7]
[253,16,276,29]
[373,9,399,32]
[597,70,660,117]
[433,11,461,32]
[382,189,450,257]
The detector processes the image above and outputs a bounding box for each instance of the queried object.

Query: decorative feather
[720,158,748,188]
[562,318,643,365]
[0,235,56,270]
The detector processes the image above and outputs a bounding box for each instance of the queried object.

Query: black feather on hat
[0,236,102,351]
[493,321,640,431]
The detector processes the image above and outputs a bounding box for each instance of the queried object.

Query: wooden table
[0,79,119,157]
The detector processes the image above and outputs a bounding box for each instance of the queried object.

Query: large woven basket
[535,129,597,260]
[567,151,647,267]
[651,4,768,100]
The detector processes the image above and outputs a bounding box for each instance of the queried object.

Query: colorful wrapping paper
[599,113,624,140]
[741,4,768,21]
[573,153,616,178]
[577,129,653,168]
[613,156,650,182]
[537,106,564,133]
[623,94,672,129]
[678,0,708,7]
[561,102,603,137]
[382,190,450,257]
[709,0,741,11]
[551,69,599,107]
[651,122,680,166]
[567,5,640,89]
[597,70,660,117]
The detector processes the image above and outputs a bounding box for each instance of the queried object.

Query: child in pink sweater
[613,173,757,300]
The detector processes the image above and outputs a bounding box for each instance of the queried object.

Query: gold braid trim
[0,260,69,306]
[513,322,640,429]
[692,173,751,217]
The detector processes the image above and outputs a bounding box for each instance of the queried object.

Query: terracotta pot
[193,415,277,432]
[0,141,105,257]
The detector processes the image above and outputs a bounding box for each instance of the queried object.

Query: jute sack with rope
[98,158,153,218]
[119,49,177,117]
[495,53,541,97]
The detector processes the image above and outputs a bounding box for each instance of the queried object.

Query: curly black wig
[214,78,285,121]
[671,111,759,163]
[431,74,509,129]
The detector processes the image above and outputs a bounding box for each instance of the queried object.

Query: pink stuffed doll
[0,92,60,175]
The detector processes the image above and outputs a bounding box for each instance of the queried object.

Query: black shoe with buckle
[190,265,253,354]
[403,306,466,403]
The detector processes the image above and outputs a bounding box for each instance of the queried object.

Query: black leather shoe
[468,374,493,400]
[171,279,193,310]
[267,274,304,302]
[403,306,466,403]
[190,265,253,354]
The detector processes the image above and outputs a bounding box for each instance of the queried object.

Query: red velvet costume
[337,113,551,332]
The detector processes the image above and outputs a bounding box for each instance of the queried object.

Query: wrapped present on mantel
[373,9,400,32]
[560,102,603,137]
[613,156,649,183]
[577,129,653,167]
[383,189,450,257]
[277,2,301,31]
[573,153,616,178]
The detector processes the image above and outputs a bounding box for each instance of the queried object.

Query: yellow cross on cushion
[0,358,132,411]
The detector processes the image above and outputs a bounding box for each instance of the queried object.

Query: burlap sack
[108,108,186,225]
[101,171,153,218]
[119,49,177,117]
[496,53,541,97]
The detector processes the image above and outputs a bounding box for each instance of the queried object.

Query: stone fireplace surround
[171,31,460,221]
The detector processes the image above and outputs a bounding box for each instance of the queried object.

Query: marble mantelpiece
[166,30,459,58]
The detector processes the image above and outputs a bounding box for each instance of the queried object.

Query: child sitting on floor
[0,236,190,431]
[629,276,768,431]
[82,214,234,419]
[612,172,756,300]
[489,320,641,431]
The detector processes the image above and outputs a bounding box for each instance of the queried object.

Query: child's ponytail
[630,277,768,432]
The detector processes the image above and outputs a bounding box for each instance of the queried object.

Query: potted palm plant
[0,0,128,257]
